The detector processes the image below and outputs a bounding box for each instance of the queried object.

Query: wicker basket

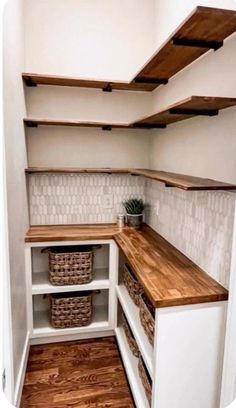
[50,291,93,329]
[123,263,143,306]
[42,245,100,286]
[139,293,155,346]
[122,313,139,358]
[138,356,152,406]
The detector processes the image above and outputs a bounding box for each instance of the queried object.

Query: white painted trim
[108,241,119,329]
[2,132,14,404]
[25,239,114,248]
[220,201,236,408]
[14,331,30,408]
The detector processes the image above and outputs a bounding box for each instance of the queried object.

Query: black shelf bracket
[24,78,37,87]
[169,108,219,117]
[134,123,167,129]
[103,83,113,92]
[172,38,223,51]
[25,121,38,128]
[102,125,112,131]
[135,77,168,85]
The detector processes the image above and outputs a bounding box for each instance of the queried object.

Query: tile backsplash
[145,180,235,289]
[29,174,145,225]
[28,173,236,288]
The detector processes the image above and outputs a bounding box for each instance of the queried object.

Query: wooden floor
[21,337,135,408]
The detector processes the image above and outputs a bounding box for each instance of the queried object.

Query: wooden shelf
[135,96,236,128]
[22,73,155,92]
[25,167,236,191]
[32,269,109,295]
[130,169,236,191]
[22,7,236,92]
[117,284,153,378]
[135,6,236,85]
[23,119,136,129]
[24,97,236,130]
[25,167,131,175]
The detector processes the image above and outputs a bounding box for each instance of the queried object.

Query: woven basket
[138,356,152,406]
[139,293,155,346]
[123,263,143,306]
[42,245,100,286]
[50,291,93,329]
[122,313,139,358]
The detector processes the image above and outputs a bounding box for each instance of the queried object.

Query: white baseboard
[14,331,30,408]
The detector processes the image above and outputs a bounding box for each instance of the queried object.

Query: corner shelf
[24,96,236,130]
[22,7,236,92]
[135,96,236,128]
[32,269,109,295]
[25,167,236,191]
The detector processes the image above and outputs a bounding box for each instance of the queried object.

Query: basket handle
[41,245,102,254]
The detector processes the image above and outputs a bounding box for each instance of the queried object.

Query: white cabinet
[117,281,227,408]
[25,239,118,344]
[25,238,227,407]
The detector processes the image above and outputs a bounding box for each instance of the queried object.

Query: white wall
[153,0,236,49]
[149,0,236,184]
[3,0,29,401]
[24,0,155,81]
[24,0,155,169]
[26,85,152,168]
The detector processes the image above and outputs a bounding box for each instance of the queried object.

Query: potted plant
[123,198,145,229]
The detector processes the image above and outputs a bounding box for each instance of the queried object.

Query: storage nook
[25,236,118,343]
[3,1,236,407]
[24,224,228,407]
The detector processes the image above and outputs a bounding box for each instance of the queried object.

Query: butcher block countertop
[25,224,228,308]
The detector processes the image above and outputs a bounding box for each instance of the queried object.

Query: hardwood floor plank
[21,337,135,408]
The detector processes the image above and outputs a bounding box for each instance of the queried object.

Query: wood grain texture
[20,337,134,408]
[25,224,228,308]
[115,225,228,307]
[22,7,236,92]
[25,167,236,191]
[25,224,120,242]
[130,169,236,191]
[22,73,156,92]
[135,96,236,127]
[136,6,236,82]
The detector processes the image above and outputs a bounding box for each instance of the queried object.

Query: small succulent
[123,198,144,215]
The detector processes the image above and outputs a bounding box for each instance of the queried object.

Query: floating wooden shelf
[22,7,236,92]
[25,167,236,191]
[135,96,236,127]
[24,97,236,130]
[25,167,131,175]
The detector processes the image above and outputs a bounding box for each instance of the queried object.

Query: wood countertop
[25,224,228,308]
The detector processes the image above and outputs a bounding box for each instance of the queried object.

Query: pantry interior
[3,1,236,407]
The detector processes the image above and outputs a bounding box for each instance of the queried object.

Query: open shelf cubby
[32,289,109,338]
[31,245,110,295]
